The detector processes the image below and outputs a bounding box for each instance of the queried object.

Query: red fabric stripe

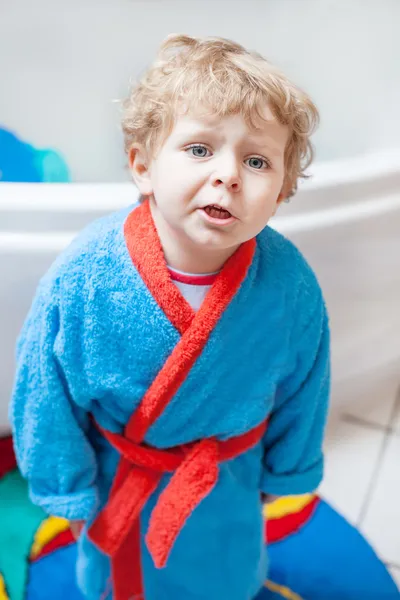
[168,268,218,286]
[124,201,194,336]
[218,421,267,461]
[99,426,183,471]
[123,200,256,444]
[145,439,219,568]
[266,496,320,543]
[89,461,161,556]
[112,518,144,600]
[30,529,75,562]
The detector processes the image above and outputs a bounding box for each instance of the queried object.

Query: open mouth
[202,205,233,220]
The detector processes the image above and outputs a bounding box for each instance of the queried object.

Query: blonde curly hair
[122,34,319,197]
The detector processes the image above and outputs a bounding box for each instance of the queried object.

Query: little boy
[10,35,330,600]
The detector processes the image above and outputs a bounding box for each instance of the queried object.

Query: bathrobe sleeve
[9,279,98,521]
[260,291,330,496]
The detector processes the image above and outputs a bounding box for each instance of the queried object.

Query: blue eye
[186,145,211,158]
[246,157,268,170]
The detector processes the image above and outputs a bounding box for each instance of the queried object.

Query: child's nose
[212,175,241,192]
[212,159,242,192]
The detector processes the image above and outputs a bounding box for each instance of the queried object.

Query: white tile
[361,434,400,565]
[389,567,400,591]
[335,363,400,428]
[319,415,385,524]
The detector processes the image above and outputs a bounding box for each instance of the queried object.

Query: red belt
[88,420,267,600]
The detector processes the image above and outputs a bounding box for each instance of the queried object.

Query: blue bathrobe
[10,200,330,600]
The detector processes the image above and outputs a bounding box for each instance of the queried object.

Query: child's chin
[192,230,233,249]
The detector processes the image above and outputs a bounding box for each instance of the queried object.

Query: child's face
[131,108,288,269]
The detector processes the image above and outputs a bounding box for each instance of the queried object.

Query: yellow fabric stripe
[265,579,303,600]
[264,494,315,520]
[30,516,70,559]
[0,575,9,600]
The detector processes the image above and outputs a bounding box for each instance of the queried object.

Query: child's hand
[70,520,85,540]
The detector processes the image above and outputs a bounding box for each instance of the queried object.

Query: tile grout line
[356,384,400,529]
[341,412,400,436]
[341,413,391,433]
[341,385,400,435]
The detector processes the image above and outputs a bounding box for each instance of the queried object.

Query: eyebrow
[175,124,217,138]
[248,138,285,157]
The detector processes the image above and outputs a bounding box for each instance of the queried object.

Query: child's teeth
[205,206,232,219]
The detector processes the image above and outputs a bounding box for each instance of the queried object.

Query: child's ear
[128,144,153,196]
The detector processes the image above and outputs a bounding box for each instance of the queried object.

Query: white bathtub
[1,150,400,431]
